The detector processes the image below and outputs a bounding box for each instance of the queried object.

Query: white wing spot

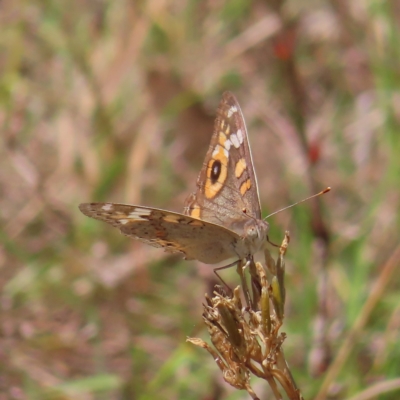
[230,133,240,148]
[227,105,238,117]
[212,145,219,157]
[224,139,231,151]
[237,129,244,144]
[129,208,152,221]
[119,219,129,224]
[212,144,228,158]
[102,204,113,211]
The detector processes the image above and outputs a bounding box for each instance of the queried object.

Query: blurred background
[1,1,400,399]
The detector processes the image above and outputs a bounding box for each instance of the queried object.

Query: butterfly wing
[184,92,262,230]
[79,203,240,264]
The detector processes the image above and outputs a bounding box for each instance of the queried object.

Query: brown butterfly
[79,92,269,265]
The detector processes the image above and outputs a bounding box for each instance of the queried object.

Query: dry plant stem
[237,260,253,308]
[262,373,283,400]
[275,347,299,391]
[249,259,262,308]
[188,232,303,400]
[347,378,400,400]
[315,244,400,400]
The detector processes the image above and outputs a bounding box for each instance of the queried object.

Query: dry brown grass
[1,1,400,399]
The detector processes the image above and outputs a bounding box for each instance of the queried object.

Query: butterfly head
[230,218,268,260]
[243,218,269,242]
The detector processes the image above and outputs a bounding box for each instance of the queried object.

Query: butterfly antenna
[264,187,331,220]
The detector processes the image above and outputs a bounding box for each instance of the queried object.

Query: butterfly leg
[236,259,253,308]
[212,259,258,309]
[213,259,252,308]
[266,235,280,248]
[212,259,240,297]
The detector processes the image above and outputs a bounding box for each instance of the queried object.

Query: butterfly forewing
[184,92,261,230]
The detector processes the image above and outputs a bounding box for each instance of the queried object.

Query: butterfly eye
[210,160,222,183]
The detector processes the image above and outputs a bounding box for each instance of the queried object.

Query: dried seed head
[188,232,304,400]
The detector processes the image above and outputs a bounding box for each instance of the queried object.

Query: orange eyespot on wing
[205,145,229,199]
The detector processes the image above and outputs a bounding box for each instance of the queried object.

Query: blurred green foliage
[1,1,400,399]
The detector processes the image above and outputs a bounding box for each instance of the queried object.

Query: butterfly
[79,92,269,266]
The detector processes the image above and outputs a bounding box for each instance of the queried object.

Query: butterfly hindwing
[79,203,240,264]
